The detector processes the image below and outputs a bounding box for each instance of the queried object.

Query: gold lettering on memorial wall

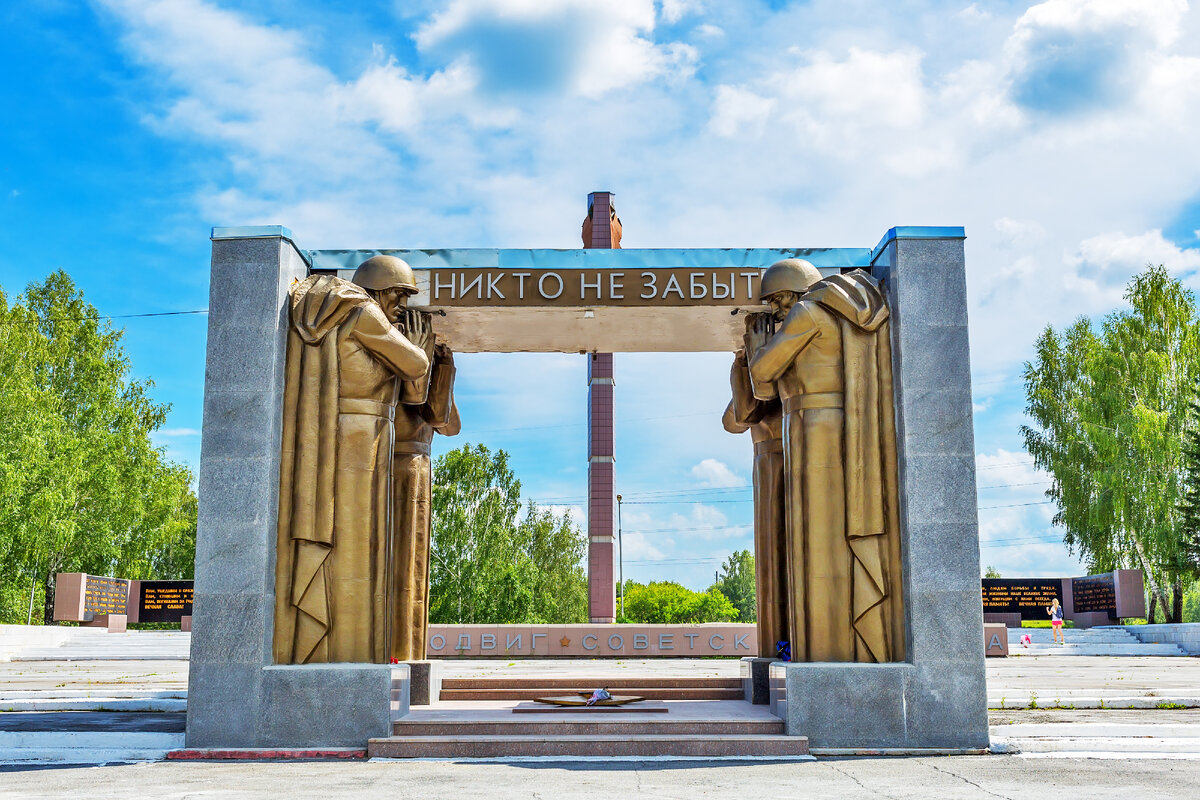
[84,577,128,616]
[426,268,761,307]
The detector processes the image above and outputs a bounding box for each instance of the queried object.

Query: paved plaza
[1,630,1199,796]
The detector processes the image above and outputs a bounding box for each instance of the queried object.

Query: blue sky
[4,0,1200,589]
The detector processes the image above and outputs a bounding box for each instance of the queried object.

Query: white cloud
[154,428,201,437]
[414,0,697,97]
[542,503,585,523]
[1012,0,1186,50]
[1070,229,1200,275]
[709,85,775,138]
[994,217,1047,249]
[760,47,928,156]
[1003,0,1190,115]
[690,458,743,488]
[660,0,703,25]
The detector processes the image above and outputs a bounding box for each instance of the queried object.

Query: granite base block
[770,661,988,749]
[261,664,407,748]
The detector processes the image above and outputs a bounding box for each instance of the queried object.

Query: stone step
[1007,632,1134,641]
[440,677,741,689]
[1006,736,1200,754]
[440,687,745,701]
[7,630,191,662]
[393,718,784,737]
[368,733,809,759]
[0,731,184,764]
[1011,643,1187,656]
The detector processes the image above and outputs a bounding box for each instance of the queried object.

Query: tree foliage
[1178,395,1200,577]
[1022,265,1199,621]
[619,580,738,624]
[714,549,756,622]
[428,443,588,624]
[0,271,197,624]
[984,566,1002,579]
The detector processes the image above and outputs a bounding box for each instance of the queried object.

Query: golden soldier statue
[273,256,430,664]
[748,260,904,663]
[722,325,788,659]
[391,340,460,662]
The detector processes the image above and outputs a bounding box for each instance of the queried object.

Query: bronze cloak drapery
[808,272,904,663]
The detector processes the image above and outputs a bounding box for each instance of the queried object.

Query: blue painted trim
[304,247,874,272]
[211,225,295,240]
[870,226,965,263]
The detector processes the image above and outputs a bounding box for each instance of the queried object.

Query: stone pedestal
[405,660,442,705]
[741,657,778,705]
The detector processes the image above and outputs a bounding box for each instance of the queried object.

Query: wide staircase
[2,628,190,662]
[369,674,808,759]
[1006,626,1188,656]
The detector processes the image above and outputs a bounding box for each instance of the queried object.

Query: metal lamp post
[616,493,624,620]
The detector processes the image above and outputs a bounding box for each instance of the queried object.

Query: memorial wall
[981,569,1144,627]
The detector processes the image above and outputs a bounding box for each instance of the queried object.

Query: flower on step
[390,657,399,664]
[585,688,611,706]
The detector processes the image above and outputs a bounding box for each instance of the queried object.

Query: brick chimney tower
[583,191,619,623]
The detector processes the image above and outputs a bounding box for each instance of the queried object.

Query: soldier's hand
[404,310,433,351]
[743,312,772,356]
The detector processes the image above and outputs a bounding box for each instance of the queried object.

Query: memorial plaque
[1071,573,1117,614]
[981,578,1062,616]
[84,576,128,618]
[138,580,194,623]
[425,267,761,308]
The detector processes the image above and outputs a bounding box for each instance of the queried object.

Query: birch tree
[1022,265,1199,622]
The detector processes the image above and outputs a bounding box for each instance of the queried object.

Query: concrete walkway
[1,756,1199,798]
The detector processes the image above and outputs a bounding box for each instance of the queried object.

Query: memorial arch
[186,202,988,751]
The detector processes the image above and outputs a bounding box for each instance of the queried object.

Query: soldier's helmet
[352,255,418,294]
[757,258,822,302]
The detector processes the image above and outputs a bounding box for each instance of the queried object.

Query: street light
[616,493,624,620]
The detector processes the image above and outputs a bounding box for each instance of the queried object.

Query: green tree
[620,580,738,624]
[0,272,197,624]
[714,549,756,622]
[428,443,587,624]
[1022,265,1199,623]
[984,566,1002,579]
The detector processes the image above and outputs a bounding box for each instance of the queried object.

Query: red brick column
[584,191,617,623]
